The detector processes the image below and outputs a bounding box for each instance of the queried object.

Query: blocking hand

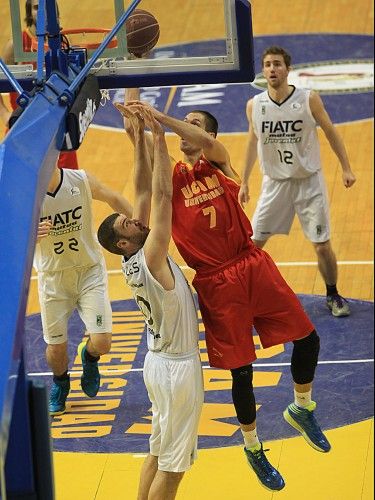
[115,103,145,134]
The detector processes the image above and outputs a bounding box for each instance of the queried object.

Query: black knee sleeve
[230,364,256,425]
[291,330,320,384]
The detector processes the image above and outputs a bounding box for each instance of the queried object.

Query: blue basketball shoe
[283,401,331,452]
[244,444,285,491]
[49,377,70,416]
[78,341,100,397]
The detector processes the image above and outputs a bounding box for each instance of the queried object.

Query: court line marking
[28,260,375,280]
[28,358,374,377]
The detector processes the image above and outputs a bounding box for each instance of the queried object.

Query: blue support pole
[0,59,25,95]
[35,0,47,85]
[44,0,69,78]
[4,355,35,497]
[0,71,70,497]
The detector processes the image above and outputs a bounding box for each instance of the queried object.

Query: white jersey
[252,87,322,179]
[34,169,104,272]
[122,248,199,355]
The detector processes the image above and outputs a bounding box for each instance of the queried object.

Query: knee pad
[230,365,256,425]
[291,330,320,384]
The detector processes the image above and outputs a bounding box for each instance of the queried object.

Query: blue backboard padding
[0,73,69,458]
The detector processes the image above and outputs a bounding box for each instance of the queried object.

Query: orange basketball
[125,9,160,57]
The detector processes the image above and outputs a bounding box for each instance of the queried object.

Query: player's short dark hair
[97,213,124,255]
[190,110,219,137]
[262,46,292,68]
[25,0,60,28]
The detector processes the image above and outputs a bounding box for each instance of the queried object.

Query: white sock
[294,389,312,408]
[241,428,260,450]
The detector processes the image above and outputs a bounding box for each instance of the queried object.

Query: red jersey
[8,30,78,169]
[172,157,254,272]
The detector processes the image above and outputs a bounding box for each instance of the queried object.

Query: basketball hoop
[30,28,118,52]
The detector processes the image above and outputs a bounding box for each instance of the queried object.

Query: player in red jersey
[0,0,78,169]
[117,96,331,491]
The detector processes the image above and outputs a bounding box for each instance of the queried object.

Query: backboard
[0,0,254,92]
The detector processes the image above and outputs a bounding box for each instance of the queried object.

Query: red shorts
[193,247,314,369]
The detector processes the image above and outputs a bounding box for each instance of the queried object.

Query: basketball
[125,9,160,57]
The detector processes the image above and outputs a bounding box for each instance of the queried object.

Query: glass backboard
[0,0,254,92]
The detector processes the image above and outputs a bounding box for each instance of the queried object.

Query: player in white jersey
[240,45,356,317]
[36,165,132,415]
[97,103,204,500]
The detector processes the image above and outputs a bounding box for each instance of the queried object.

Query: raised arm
[239,98,259,206]
[309,91,356,188]
[121,88,139,142]
[119,88,154,163]
[128,99,239,181]
[121,103,152,225]
[159,111,228,162]
[87,171,133,216]
[141,109,174,288]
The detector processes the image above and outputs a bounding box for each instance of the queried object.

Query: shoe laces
[251,447,274,474]
[83,359,99,375]
[50,383,59,398]
[51,382,64,399]
[299,408,323,434]
[329,294,347,308]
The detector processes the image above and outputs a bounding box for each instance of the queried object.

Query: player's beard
[134,228,150,248]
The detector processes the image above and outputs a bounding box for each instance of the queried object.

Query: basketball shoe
[326,294,350,317]
[283,401,331,452]
[49,377,70,416]
[244,444,285,491]
[78,342,100,397]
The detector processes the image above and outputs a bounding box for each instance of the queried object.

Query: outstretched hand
[140,107,165,136]
[121,103,165,136]
[126,99,163,120]
[114,102,145,134]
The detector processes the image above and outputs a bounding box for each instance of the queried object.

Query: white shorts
[38,262,112,344]
[252,171,330,243]
[143,350,204,473]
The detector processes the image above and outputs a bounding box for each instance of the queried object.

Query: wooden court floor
[1,1,374,499]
